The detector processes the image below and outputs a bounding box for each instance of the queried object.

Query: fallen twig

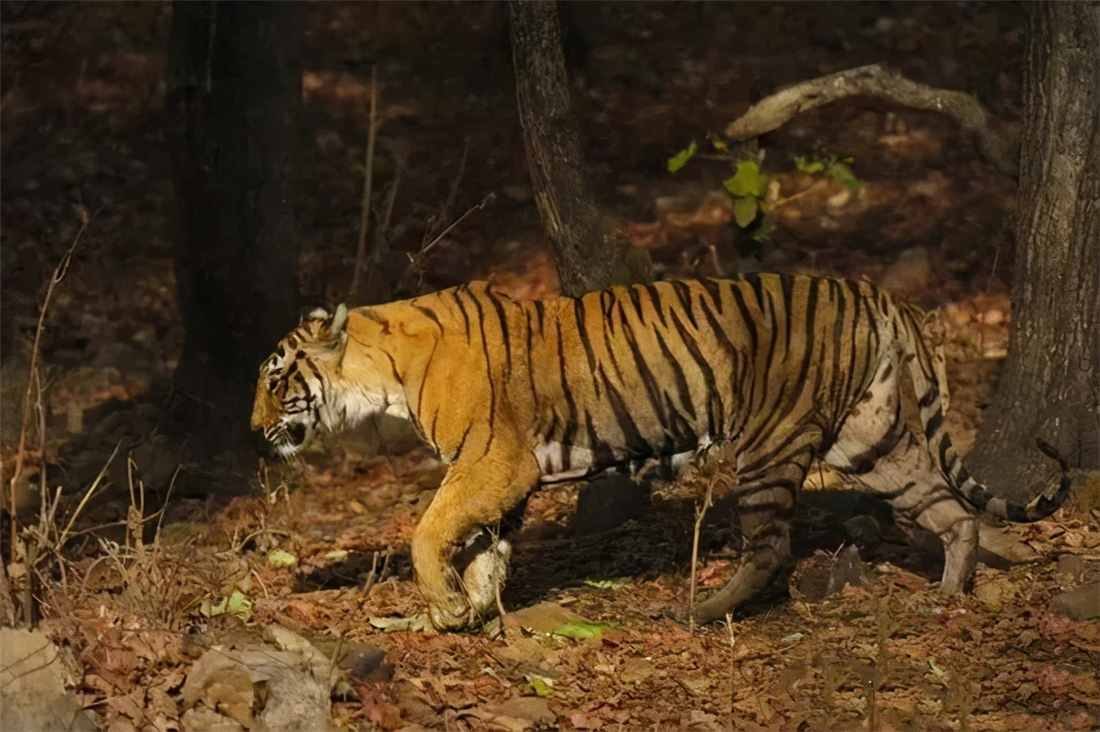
[725,63,1013,174]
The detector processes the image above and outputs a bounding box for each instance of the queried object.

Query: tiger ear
[329,304,348,337]
[300,304,348,347]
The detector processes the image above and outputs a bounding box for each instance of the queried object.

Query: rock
[1051,582,1100,621]
[340,644,395,683]
[826,545,871,596]
[843,515,882,549]
[1056,554,1089,583]
[0,628,97,732]
[974,575,1016,612]
[790,545,872,602]
[574,472,646,537]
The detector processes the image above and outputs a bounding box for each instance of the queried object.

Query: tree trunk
[968,2,1099,500]
[508,1,651,297]
[165,1,302,457]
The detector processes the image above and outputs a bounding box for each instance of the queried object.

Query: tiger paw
[427,593,475,632]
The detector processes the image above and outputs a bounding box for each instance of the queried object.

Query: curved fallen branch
[725,63,1014,174]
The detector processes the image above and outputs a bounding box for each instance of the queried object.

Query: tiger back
[252,274,1071,632]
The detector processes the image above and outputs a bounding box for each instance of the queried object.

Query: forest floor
[1,3,1097,731]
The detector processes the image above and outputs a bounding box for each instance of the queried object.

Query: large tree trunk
[968,2,1099,500]
[165,1,302,457]
[508,1,651,297]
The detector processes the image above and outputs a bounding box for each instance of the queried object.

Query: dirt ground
[1,3,1098,731]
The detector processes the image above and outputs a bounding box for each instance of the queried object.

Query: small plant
[667,139,865,244]
[794,154,865,191]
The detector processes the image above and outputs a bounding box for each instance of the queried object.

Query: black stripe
[777,274,795,363]
[844,280,865,407]
[472,294,497,447]
[486,289,512,378]
[627,286,645,322]
[729,283,758,354]
[452,422,473,462]
[792,278,820,390]
[827,279,846,410]
[643,283,669,328]
[584,416,614,468]
[925,409,944,441]
[412,305,443,331]
[655,328,695,421]
[415,341,438,413]
[670,280,698,329]
[534,300,546,335]
[556,319,579,448]
[601,367,652,457]
[525,307,538,400]
[620,309,670,430]
[670,307,721,437]
[575,296,602,398]
[918,384,939,409]
[699,278,725,316]
[451,290,472,343]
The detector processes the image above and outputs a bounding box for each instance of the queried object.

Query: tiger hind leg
[693,444,813,624]
[854,432,980,593]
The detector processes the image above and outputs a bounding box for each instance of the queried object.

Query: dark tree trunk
[165,1,302,457]
[968,2,1099,500]
[508,1,651,297]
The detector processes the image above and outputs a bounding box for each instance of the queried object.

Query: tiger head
[251,304,352,457]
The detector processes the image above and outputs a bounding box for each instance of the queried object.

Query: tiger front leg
[411,443,540,632]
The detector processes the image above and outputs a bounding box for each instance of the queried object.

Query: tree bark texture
[968,2,1099,500]
[165,1,302,455]
[508,1,651,297]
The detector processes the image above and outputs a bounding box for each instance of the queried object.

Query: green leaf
[928,658,946,677]
[200,596,228,618]
[553,620,611,639]
[826,159,864,190]
[200,591,252,619]
[724,160,768,198]
[267,549,299,569]
[226,590,253,619]
[794,155,824,175]
[525,673,554,697]
[325,549,349,562]
[582,578,631,590]
[748,217,776,243]
[733,197,759,228]
[667,141,698,173]
[709,135,729,152]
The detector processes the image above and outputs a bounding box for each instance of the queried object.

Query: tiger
[251,274,1071,632]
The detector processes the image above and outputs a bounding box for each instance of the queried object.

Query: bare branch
[9,207,98,551]
[725,63,1013,174]
[349,65,379,300]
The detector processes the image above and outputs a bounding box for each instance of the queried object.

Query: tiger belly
[532,439,705,484]
[533,441,599,483]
